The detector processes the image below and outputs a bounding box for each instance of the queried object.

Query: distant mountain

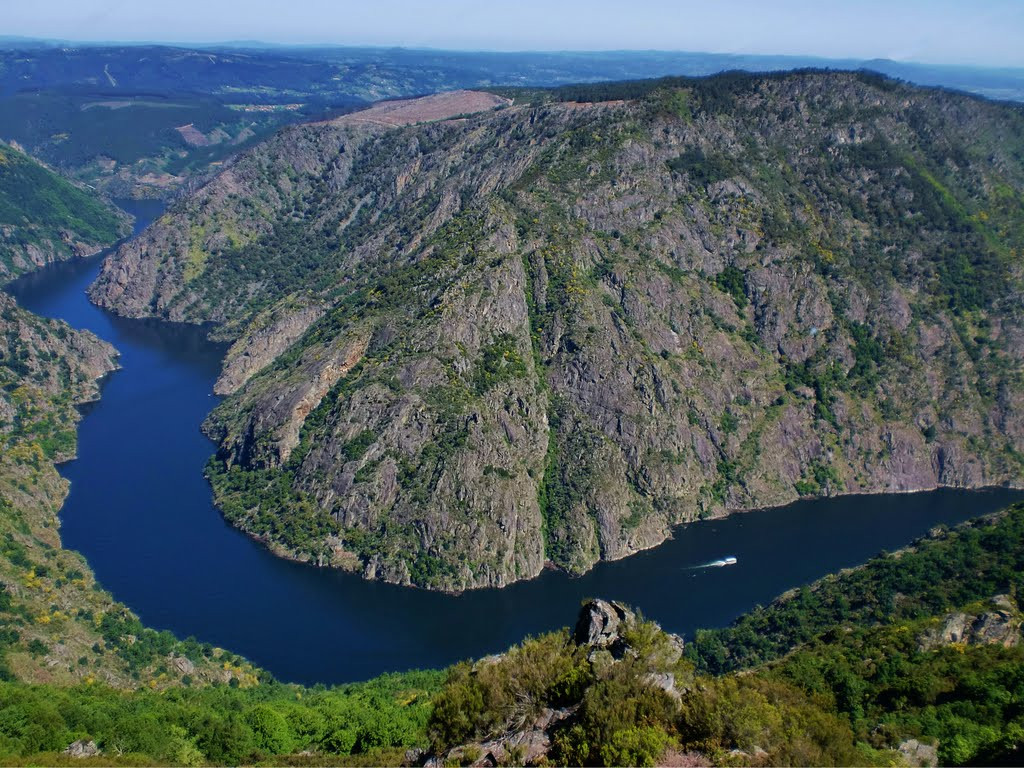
[2,42,1022,103]
[92,70,1024,591]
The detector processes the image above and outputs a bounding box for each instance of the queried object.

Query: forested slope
[0,143,127,282]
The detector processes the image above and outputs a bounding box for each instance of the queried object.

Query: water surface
[7,202,1023,684]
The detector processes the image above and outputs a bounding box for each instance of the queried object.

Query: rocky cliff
[90,71,1024,591]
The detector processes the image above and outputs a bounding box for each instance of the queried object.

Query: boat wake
[687,556,738,570]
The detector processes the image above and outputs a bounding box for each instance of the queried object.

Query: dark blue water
[6,201,1023,685]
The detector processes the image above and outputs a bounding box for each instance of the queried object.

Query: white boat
[708,556,738,567]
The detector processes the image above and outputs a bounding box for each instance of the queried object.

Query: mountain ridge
[90,70,1024,591]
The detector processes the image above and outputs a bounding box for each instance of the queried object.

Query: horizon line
[1,35,1022,72]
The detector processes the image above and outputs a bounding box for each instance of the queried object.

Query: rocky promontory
[88,72,1024,591]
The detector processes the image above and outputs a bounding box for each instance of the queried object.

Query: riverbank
[0,200,259,688]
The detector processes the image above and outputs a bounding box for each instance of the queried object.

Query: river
[5,199,1023,685]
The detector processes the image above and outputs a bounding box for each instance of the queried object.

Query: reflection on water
[6,200,1024,685]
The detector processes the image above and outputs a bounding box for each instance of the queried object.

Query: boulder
[573,599,633,653]
[64,740,100,758]
[898,739,939,768]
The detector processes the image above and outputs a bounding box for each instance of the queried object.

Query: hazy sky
[5,0,1024,67]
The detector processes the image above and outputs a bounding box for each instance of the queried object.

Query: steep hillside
[0,292,264,688]
[91,71,1024,591]
[0,143,128,281]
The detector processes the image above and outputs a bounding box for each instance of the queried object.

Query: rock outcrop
[64,740,100,758]
[918,594,1022,651]
[574,598,634,650]
[88,72,1024,590]
[421,599,686,767]
[899,739,939,768]
[215,298,328,395]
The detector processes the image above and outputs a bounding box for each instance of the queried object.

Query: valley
[10,226,1020,684]
[1,35,1024,764]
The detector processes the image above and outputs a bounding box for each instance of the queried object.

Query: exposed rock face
[215,298,327,395]
[572,598,685,684]
[918,594,1022,651]
[582,599,683,655]
[64,740,100,758]
[89,73,1024,591]
[898,739,939,768]
[574,598,633,649]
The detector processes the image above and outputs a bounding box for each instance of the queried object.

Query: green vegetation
[425,609,869,766]
[490,68,843,114]
[668,148,738,188]
[767,617,1024,765]
[713,265,748,309]
[472,334,527,394]
[0,670,442,765]
[207,463,341,563]
[688,503,1024,674]
[537,401,604,571]
[833,135,1011,314]
[0,143,126,279]
[424,505,1024,767]
[0,94,249,170]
